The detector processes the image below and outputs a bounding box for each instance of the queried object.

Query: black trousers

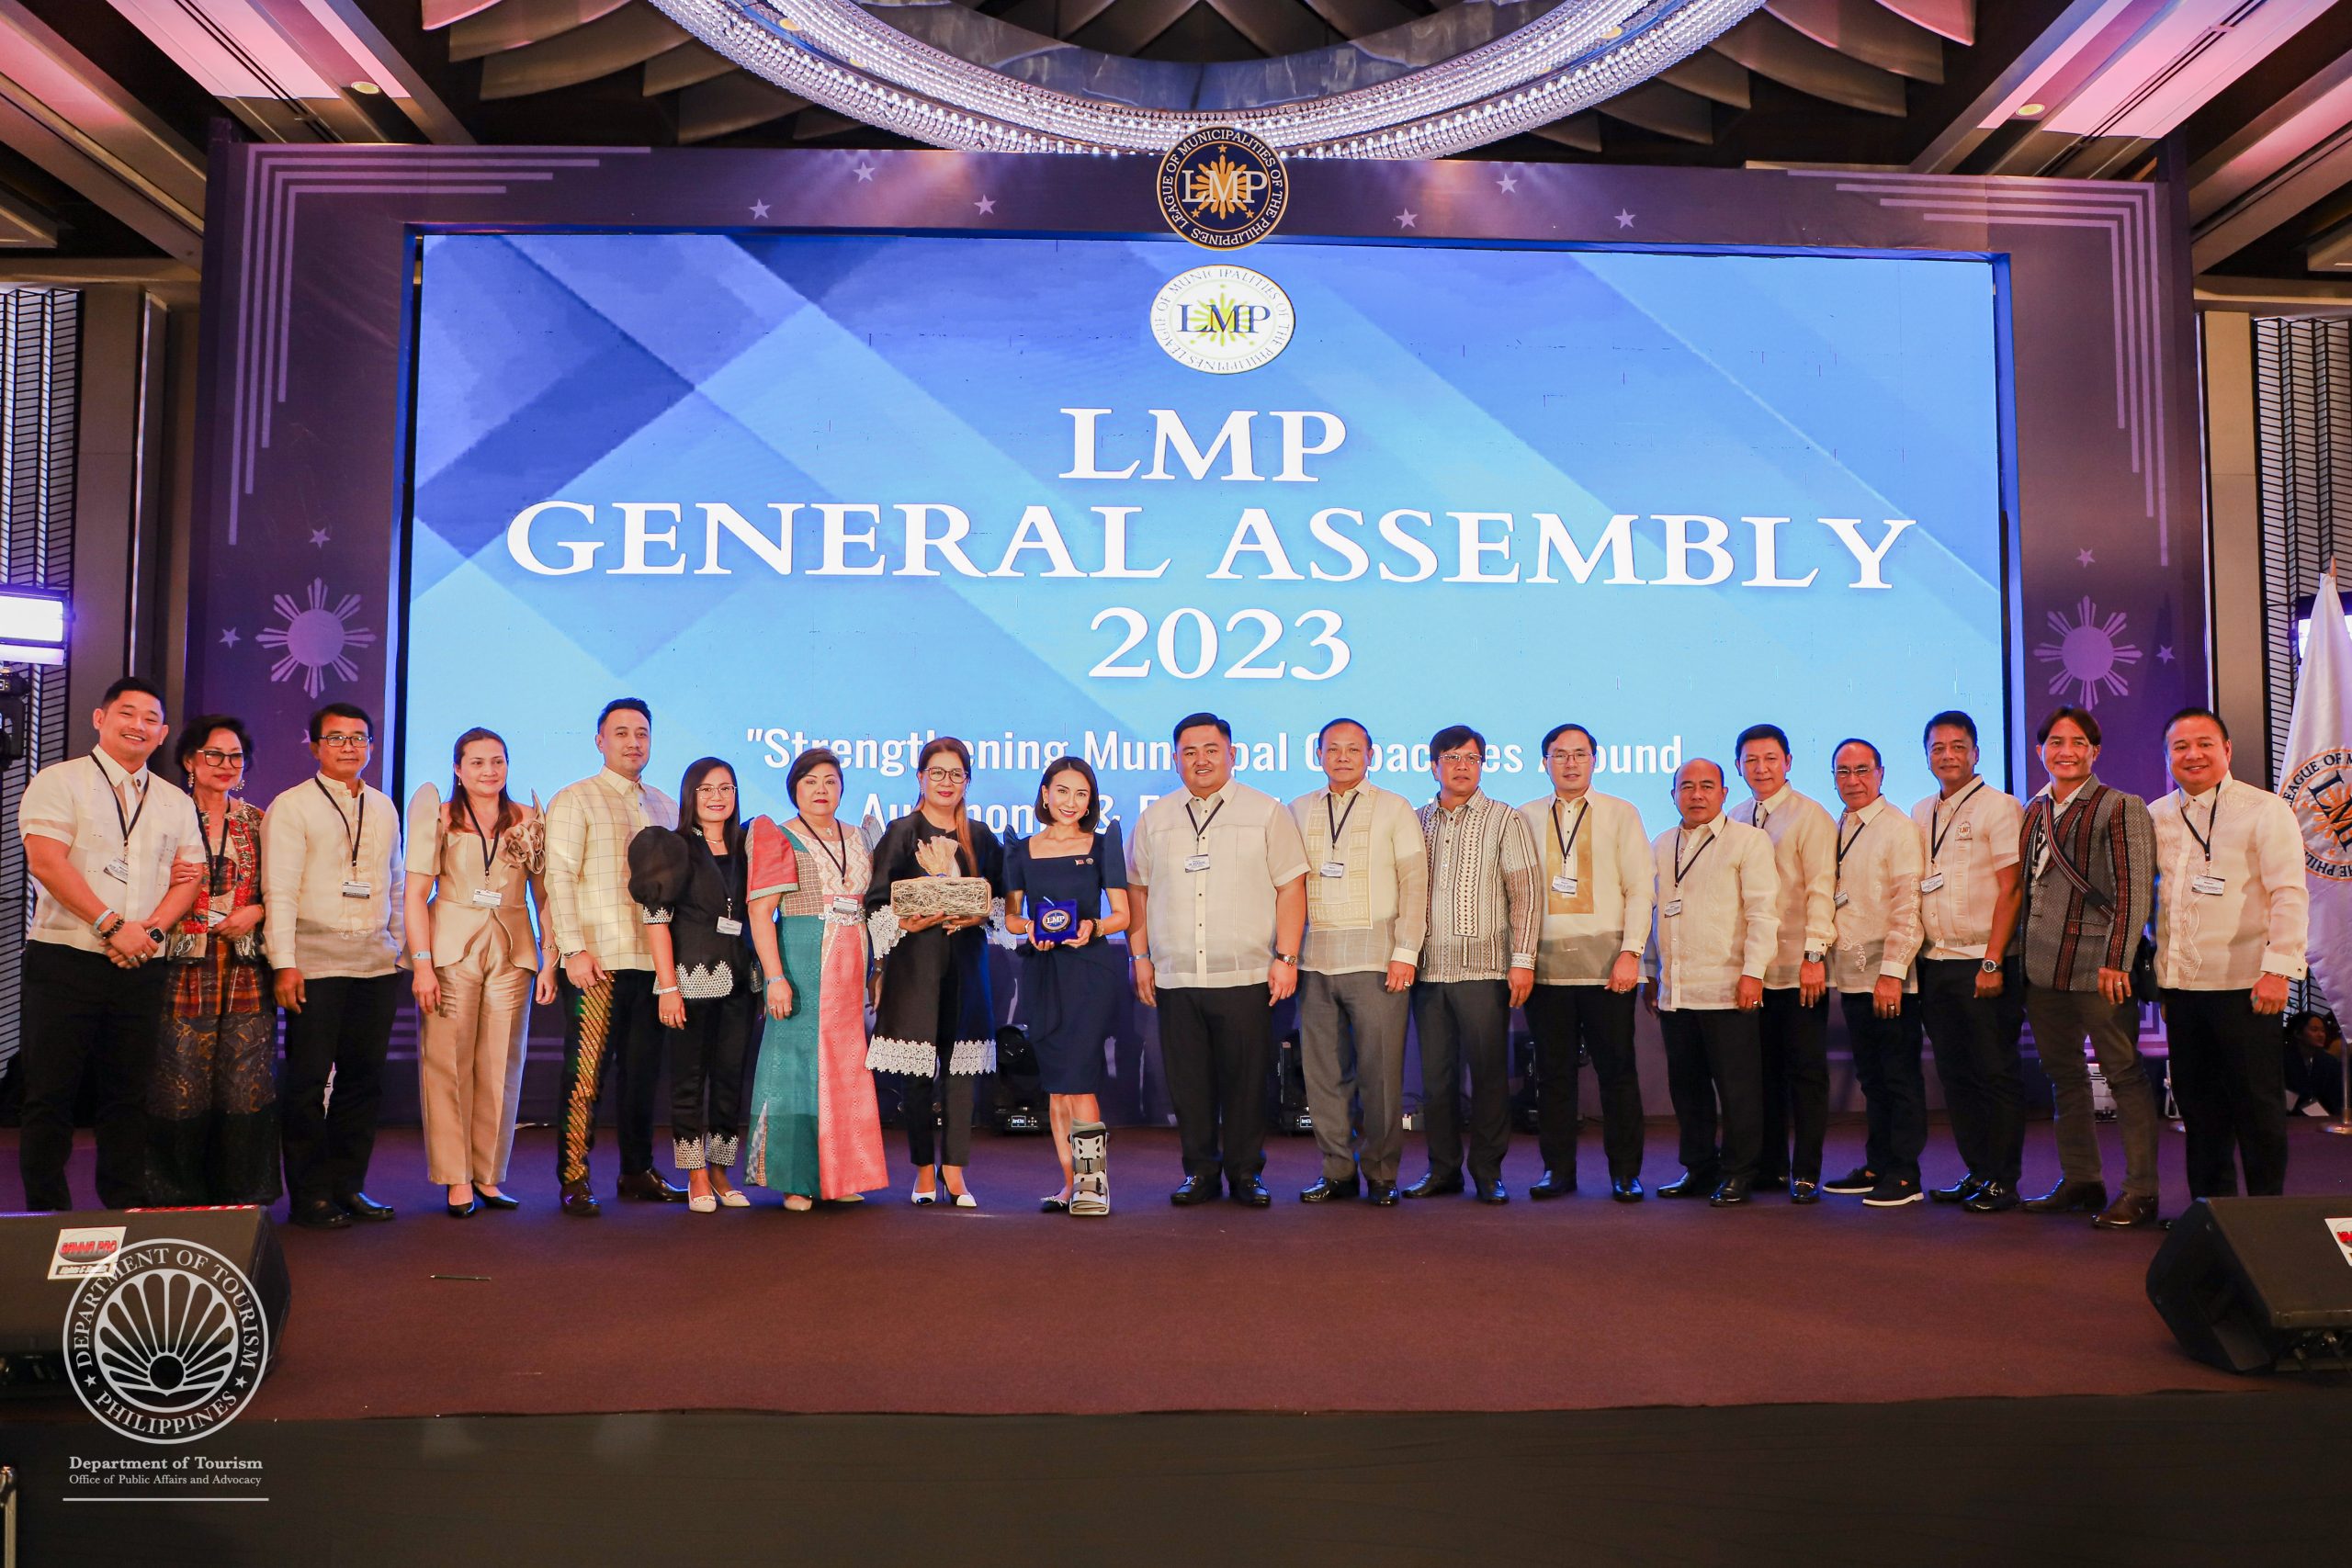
[1159,983,1272,1185]
[17,942,168,1211]
[665,987,755,1168]
[1412,978,1513,1186]
[1522,984,1642,1182]
[1839,990,1928,1185]
[1917,957,2026,1186]
[557,969,663,1186]
[899,947,977,1169]
[279,972,400,1206]
[1659,1006,1762,1183]
[1757,987,1828,1182]
[2162,987,2290,1198]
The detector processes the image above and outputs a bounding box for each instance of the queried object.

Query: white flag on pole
[2278,568,2352,1012]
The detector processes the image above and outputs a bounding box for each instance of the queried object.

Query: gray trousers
[2024,985,2160,1199]
[1299,968,1410,1183]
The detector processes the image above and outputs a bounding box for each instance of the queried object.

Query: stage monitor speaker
[0,1207,290,1396]
[2145,1197,2352,1375]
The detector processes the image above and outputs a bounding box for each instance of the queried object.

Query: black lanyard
[203,807,232,896]
[462,795,502,877]
[313,777,365,873]
[1836,814,1870,886]
[700,830,736,921]
[2179,786,2221,864]
[798,816,851,886]
[1550,796,1588,865]
[1187,795,1224,847]
[1673,826,1714,886]
[1325,790,1358,852]
[94,758,147,850]
[1928,781,1983,863]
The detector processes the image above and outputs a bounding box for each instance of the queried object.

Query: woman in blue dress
[1002,757,1129,1216]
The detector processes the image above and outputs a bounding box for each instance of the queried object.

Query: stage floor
[10,1115,2352,1422]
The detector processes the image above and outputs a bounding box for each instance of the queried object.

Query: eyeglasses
[1437,751,1483,766]
[923,769,967,784]
[1832,766,1879,780]
[1546,750,1591,763]
[193,749,246,767]
[695,783,737,797]
[317,733,371,750]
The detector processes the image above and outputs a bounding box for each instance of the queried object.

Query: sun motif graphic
[1188,290,1254,345]
[256,579,376,698]
[1183,153,1258,221]
[2033,595,2142,706]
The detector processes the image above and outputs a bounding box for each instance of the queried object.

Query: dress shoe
[336,1190,395,1222]
[687,1190,718,1214]
[1657,1170,1716,1200]
[2092,1191,2160,1230]
[446,1196,481,1218]
[475,1190,521,1212]
[1930,1173,1984,1204]
[1862,1175,1924,1208]
[1365,1179,1398,1206]
[2022,1179,2108,1214]
[1402,1170,1464,1199]
[1820,1166,1877,1196]
[291,1199,352,1229]
[1040,1195,1070,1213]
[1474,1179,1509,1205]
[560,1179,601,1218]
[1789,1179,1821,1205]
[1708,1176,1753,1207]
[1962,1180,2019,1213]
[1299,1175,1361,1203]
[1170,1174,1220,1206]
[1611,1177,1645,1203]
[617,1170,687,1202]
[1529,1170,1576,1200]
[1229,1175,1272,1207]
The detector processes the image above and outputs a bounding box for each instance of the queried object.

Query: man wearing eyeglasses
[263,702,406,1229]
[1823,739,1929,1208]
[16,676,205,1210]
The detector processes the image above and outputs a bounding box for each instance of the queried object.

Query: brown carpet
[9,1117,2352,1420]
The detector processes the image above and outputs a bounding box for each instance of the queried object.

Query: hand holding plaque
[1030,897,1080,949]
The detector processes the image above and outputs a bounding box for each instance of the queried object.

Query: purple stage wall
[187,145,2205,801]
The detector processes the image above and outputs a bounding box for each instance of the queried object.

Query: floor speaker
[0,1206,290,1396]
[2145,1196,2352,1374]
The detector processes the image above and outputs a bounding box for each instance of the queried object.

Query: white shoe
[717,1187,750,1208]
[687,1191,718,1214]
[951,1190,978,1209]
[911,1189,937,1205]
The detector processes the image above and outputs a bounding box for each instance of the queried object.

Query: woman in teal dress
[743,748,888,1208]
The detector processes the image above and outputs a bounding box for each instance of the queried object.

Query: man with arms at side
[16,677,203,1211]
[1517,723,1653,1201]
[265,703,406,1228]
[1408,725,1542,1205]
[2150,707,2307,1199]
[1288,718,1426,1205]
[1645,760,1779,1206]
[1910,711,2029,1213]
[2018,705,2162,1230]
[543,698,685,1216]
[1727,723,1838,1202]
[1129,713,1310,1208]
[1824,739,1930,1209]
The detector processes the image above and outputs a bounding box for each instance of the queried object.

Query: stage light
[350,81,382,95]
[0,586,68,667]
[2018,103,2046,118]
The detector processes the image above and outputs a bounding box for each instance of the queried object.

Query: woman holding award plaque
[741,748,889,1210]
[1003,757,1128,1215]
[865,737,1003,1207]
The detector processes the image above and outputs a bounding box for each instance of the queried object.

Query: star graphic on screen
[1613,209,1637,229]
[975,195,996,215]
[2157,645,2175,664]
[1496,171,1519,194]
[854,163,876,183]
[1396,209,1417,229]
[750,199,770,220]
[2076,547,2096,566]
[219,627,240,649]
[309,528,330,547]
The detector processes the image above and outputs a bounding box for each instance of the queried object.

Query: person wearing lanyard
[1908,711,2029,1213]
[15,677,205,1211]
[630,758,759,1214]
[1820,739,1929,1208]
[2150,707,2309,1201]
[1517,723,1654,1201]
[263,702,406,1229]
[1643,759,1779,1206]
[403,728,553,1218]
[1287,718,1425,1206]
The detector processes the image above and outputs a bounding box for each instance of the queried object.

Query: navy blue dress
[1004,824,1127,1096]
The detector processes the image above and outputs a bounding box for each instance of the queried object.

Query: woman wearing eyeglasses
[149,716,279,1206]
[865,737,1003,1207]
[629,757,757,1214]
[403,728,551,1218]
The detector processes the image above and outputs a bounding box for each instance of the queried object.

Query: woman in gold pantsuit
[404,728,553,1217]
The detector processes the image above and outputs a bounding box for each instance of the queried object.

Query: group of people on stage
[10,680,2317,1234]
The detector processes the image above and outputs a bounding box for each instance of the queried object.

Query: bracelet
[413,950,434,964]
[96,915,125,941]
[92,908,120,936]
[652,984,680,996]
[765,976,788,987]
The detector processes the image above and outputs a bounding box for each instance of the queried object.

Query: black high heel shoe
[475,1190,520,1212]
[446,1195,481,1218]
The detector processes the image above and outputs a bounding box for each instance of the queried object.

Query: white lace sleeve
[866,904,903,960]
[985,896,1020,950]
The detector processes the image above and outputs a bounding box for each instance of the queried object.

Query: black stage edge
[7,1393,2351,1565]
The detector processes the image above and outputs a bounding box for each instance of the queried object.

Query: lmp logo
[65,1239,270,1444]
[1149,265,1295,375]
[1157,126,1288,250]
[2280,748,2352,881]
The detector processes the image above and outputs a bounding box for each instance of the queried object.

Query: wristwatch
[1274,953,1300,966]
[1803,948,1825,965]
[413,950,434,965]
[1979,957,2003,974]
